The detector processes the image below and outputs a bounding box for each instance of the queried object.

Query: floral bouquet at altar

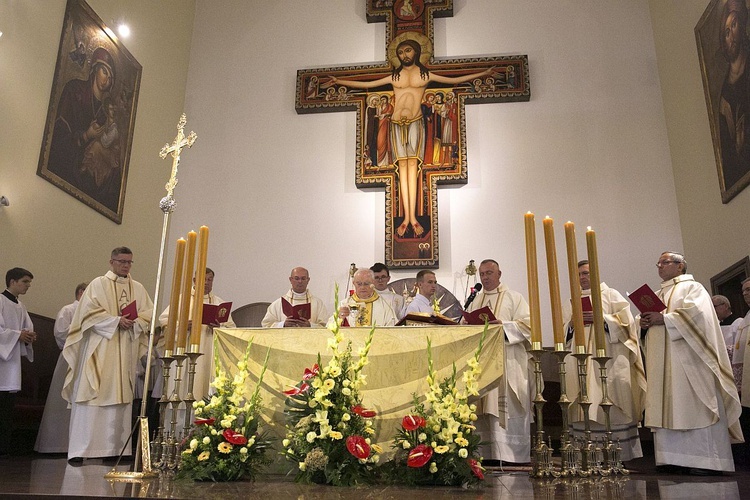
[282,290,379,486]
[178,339,273,482]
[383,327,487,487]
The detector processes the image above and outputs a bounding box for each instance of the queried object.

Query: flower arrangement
[385,327,487,487]
[282,289,379,486]
[178,339,273,481]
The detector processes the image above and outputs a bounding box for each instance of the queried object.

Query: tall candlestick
[176,231,197,352]
[543,217,565,347]
[524,212,542,345]
[189,226,209,349]
[164,238,186,354]
[586,227,606,354]
[564,222,586,349]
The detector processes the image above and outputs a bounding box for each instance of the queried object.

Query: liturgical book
[461,306,497,325]
[282,298,311,321]
[121,300,137,319]
[202,302,233,325]
[627,284,666,314]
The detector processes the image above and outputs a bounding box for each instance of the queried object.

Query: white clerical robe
[467,283,532,462]
[737,311,750,404]
[563,284,647,461]
[34,300,78,453]
[405,294,433,315]
[0,292,34,392]
[158,289,235,401]
[261,290,328,328]
[63,271,153,459]
[642,274,742,471]
[330,291,397,327]
[376,288,407,320]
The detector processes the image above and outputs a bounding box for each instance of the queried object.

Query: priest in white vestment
[63,247,153,461]
[640,252,742,474]
[158,268,235,401]
[370,263,407,320]
[563,261,646,461]
[35,282,87,453]
[405,270,438,315]
[332,268,397,327]
[262,267,328,328]
[464,259,531,463]
[0,268,36,457]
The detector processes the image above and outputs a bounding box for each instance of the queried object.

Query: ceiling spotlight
[117,23,130,38]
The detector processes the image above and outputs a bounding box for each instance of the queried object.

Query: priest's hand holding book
[639,312,664,329]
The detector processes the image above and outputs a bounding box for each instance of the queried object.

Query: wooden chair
[231,302,271,327]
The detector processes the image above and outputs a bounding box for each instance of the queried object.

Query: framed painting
[37,0,141,224]
[696,0,750,203]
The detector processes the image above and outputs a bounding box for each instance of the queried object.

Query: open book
[461,306,496,325]
[282,298,311,320]
[202,301,233,325]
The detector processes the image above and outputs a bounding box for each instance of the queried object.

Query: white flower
[429,462,438,473]
[341,413,351,422]
[306,431,317,443]
[202,437,210,445]
[458,448,468,458]
[418,433,427,442]
[240,447,248,455]
[282,438,290,447]
[299,462,307,471]
[190,439,198,450]
[402,440,411,449]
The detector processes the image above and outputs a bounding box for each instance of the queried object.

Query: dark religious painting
[37,0,141,224]
[696,0,750,203]
[296,0,530,268]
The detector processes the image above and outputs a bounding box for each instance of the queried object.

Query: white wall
[171,0,682,344]
[0,0,195,317]
[649,1,750,284]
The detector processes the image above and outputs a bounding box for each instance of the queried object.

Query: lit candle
[176,231,197,352]
[524,212,542,346]
[164,238,186,355]
[586,227,606,355]
[189,226,209,350]
[564,222,586,350]
[543,217,564,348]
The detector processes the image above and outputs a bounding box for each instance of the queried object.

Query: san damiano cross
[295,0,530,269]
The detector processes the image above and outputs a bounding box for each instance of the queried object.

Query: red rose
[401,415,426,431]
[302,364,320,380]
[351,405,377,418]
[222,429,248,446]
[283,382,310,396]
[407,444,433,468]
[194,417,215,426]
[345,435,371,460]
[468,458,484,480]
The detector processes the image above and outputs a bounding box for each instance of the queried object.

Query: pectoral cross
[296,0,530,268]
[159,113,197,202]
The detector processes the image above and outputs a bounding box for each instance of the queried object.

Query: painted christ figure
[327,38,493,238]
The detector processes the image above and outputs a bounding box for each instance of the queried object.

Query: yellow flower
[197,451,210,461]
[429,462,438,473]
[240,447,248,455]
[418,433,427,442]
[282,438,290,447]
[218,442,233,454]
[455,437,469,447]
[299,462,307,471]
[328,431,343,440]
[402,440,411,449]
[371,444,383,454]
[341,413,351,422]
[190,438,199,450]
[323,378,335,391]
[434,445,449,454]
[329,365,341,377]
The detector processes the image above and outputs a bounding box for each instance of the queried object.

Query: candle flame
[587,226,592,231]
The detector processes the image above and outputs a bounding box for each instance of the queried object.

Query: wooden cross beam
[295,0,530,269]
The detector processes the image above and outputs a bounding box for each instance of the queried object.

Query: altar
[214,325,504,456]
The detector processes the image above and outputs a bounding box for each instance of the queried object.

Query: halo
[387,31,432,68]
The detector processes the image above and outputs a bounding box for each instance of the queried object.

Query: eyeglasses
[112,259,134,265]
[373,276,389,280]
[655,260,678,268]
[354,281,373,287]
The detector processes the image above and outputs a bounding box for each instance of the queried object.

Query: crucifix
[295,0,530,268]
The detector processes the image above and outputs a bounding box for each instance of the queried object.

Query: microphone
[463,283,482,309]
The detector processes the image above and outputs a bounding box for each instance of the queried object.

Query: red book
[202,301,233,325]
[581,296,593,325]
[281,298,312,321]
[461,306,497,325]
[121,300,137,319]
[627,284,666,314]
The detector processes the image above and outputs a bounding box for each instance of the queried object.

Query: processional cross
[296,0,530,268]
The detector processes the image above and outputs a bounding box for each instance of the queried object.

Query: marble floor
[1,452,749,499]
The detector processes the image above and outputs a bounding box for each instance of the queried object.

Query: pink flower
[283,382,310,396]
[302,364,320,380]
[222,429,248,446]
[407,444,433,468]
[351,405,377,418]
[401,415,426,431]
[346,435,371,460]
[468,458,484,480]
